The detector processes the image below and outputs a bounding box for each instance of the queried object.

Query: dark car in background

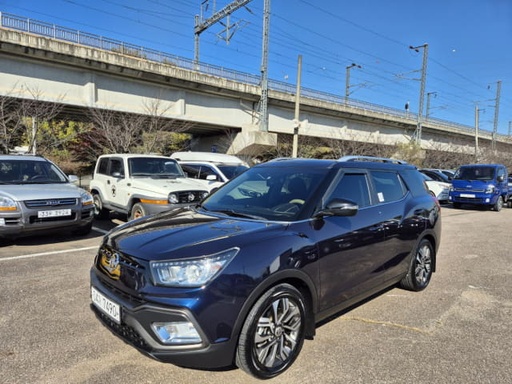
[0,154,94,239]
[90,156,441,379]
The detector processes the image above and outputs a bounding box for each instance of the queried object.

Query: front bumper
[89,272,237,369]
[449,192,500,205]
[0,204,94,238]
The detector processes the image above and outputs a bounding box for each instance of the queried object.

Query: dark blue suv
[90,156,441,379]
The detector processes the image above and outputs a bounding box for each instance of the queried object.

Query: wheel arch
[233,270,318,345]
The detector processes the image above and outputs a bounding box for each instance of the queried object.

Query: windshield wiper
[213,209,266,220]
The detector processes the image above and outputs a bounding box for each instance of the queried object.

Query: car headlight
[0,196,18,211]
[80,189,94,206]
[150,247,239,287]
[168,193,178,204]
[485,185,495,194]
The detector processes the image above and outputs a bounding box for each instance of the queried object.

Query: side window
[109,159,124,177]
[181,164,200,179]
[197,165,217,180]
[97,158,109,175]
[371,171,406,203]
[327,173,370,208]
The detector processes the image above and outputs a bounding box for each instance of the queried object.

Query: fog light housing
[151,321,202,345]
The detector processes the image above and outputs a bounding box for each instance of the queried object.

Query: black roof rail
[338,155,408,164]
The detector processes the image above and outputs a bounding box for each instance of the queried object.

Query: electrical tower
[194,0,253,64]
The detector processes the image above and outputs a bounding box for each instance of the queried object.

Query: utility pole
[292,55,302,158]
[345,63,361,104]
[194,0,253,65]
[492,80,501,151]
[259,0,270,131]
[475,105,480,162]
[409,43,428,144]
[426,91,437,120]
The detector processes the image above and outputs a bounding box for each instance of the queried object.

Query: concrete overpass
[0,13,509,156]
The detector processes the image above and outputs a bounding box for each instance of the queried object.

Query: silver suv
[0,155,94,239]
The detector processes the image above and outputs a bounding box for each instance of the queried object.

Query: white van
[170,151,249,190]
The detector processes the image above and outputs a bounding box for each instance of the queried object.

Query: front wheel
[236,284,306,379]
[399,239,434,291]
[493,196,503,212]
[129,202,147,220]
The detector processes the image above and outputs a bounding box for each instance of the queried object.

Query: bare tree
[0,93,24,154]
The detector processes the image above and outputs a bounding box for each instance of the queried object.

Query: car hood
[105,208,286,261]
[0,183,84,201]
[129,177,207,193]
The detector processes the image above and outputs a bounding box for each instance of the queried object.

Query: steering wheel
[30,175,46,180]
[272,202,301,214]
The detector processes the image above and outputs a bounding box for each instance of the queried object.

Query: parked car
[419,169,452,183]
[171,151,249,191]
[420,173,450,203]
[90,155,441,379]
[90,154,209,220]
[0,154,94,239]
[449,163,509,211]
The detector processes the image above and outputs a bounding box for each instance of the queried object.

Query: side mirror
[111,171,123,178]
[497,175,504,182]
[315,198,359,218]
[68,175,79,185]
[206,174,218,181]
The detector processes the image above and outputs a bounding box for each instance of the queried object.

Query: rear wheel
[129,202,147,220]
[400,239,434,291]
[236,284,306,379]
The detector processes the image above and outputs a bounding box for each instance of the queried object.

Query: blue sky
[1,0,511,134]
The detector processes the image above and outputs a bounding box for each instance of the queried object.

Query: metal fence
[0,12,499,138]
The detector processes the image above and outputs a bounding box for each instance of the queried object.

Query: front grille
[25,198,78,208]
[97,246,147,294]
[176,191,205,204]
[453,188,485,193]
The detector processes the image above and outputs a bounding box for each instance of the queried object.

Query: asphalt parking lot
[1,206,511,384]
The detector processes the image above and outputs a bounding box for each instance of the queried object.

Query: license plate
[460,193,476,198]
[38,209,71,218]
[91,286,121,324]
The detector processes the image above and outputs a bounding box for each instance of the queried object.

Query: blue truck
[449,163,509,211]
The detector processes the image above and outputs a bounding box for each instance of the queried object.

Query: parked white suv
[0,154,94,239]
[171,151,249,191]
[90,154,209,220]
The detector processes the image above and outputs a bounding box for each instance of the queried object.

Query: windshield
[201,165,327,221]
[454,166,495,181]
[217,164,249,180]
[128,158,185,178]
[0,159,68,184]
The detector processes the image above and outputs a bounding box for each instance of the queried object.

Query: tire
[236,284,306,379]
[93,194,109,220]
[493,196,503,212]
[399,239,434,292]
[129,202,147,220]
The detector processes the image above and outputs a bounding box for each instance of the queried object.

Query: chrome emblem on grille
[99,247,121,280]
[47,200,60,206]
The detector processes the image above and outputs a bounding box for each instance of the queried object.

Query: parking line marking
[0,246,98,262]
